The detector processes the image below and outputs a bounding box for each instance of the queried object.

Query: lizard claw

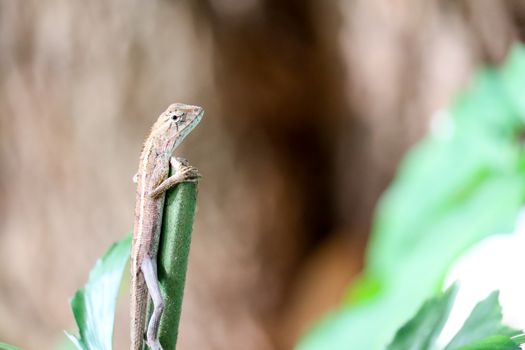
[179,165,201,181]
[171,156,201,181]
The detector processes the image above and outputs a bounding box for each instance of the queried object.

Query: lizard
[131,103,204,350]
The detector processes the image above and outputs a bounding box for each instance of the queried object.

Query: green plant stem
[155,164,198,350]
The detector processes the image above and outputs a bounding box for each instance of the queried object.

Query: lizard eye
[171,111,185,121]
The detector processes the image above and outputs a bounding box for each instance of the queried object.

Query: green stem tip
[154,164,199,350]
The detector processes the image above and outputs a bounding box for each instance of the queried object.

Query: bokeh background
[1,1,525,349]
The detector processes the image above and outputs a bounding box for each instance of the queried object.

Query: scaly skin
[131,103,203,350]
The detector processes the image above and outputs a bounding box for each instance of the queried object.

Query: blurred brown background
[1,1,524,349]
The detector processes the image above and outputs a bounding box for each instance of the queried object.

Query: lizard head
[155,103,204,152]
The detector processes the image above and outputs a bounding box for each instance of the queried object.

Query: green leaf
[455,336,521,350]
[67,234,132,350]
[445,291,520,349]
[0,342,23,350]
[385,288,523,350]
[386,285,458,350]
[511,334,525,346]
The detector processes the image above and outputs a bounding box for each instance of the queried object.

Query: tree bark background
[0,1,524,349]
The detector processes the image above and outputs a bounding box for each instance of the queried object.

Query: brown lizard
[131,103,203,350]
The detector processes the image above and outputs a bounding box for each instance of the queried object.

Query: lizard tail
[130,274,148,350]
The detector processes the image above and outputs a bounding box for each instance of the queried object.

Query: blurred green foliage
[0,342,23,350]
[298,44,525,350]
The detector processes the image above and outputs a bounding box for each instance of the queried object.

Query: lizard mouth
[186,106,204,130]
[174,105,203,148]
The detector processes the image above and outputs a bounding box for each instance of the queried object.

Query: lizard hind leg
[141,256,165,350]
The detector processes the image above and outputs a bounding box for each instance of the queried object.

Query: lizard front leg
[149,157,200,198]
